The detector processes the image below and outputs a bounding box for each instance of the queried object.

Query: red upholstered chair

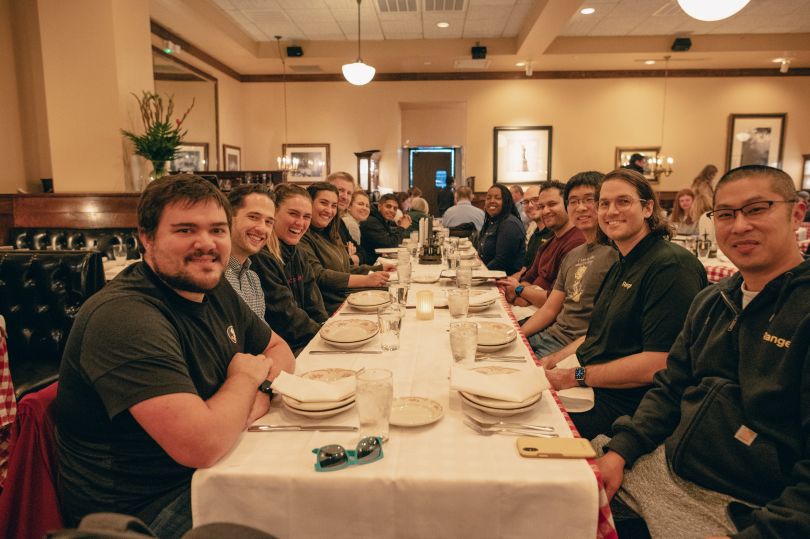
[0,381,63,539]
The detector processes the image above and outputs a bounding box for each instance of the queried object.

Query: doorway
[407,147,460,216]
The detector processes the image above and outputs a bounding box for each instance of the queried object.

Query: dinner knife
[308,350,383,354]
[248,425,358,432]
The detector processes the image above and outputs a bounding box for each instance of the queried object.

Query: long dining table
[191,255,617,539]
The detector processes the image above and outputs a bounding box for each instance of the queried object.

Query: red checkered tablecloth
[0,316,17,487]
[704,263,738,283]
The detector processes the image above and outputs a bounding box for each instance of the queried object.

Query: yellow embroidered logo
[762,331,790,349]
[227,325,237,344]
[621,281,633,290]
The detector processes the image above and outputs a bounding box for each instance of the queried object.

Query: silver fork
[474,355,526,363]
[464,413,555,433]
[463,419,558,438]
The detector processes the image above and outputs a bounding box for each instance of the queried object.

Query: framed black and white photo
[282,143,330,183]
[615,147,661,182]
[493,126,552,184]
[802,154,810,190]
[171,142,209,172]
[223,144,241,171]
[726,113,786,170]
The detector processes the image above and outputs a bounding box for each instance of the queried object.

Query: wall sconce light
[416,290,434,320]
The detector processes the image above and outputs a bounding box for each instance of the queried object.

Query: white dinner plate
[346,290,391,311]
[412,273,440,284]
[389,397,444,427]
[374,247,401,254]
[459,390,541,410]
[459,392,541,417]
[320,319,379,344]
[459,258,481,268]
[476,322,517,347]
[467,290,497,312]
[301,368,357,383]
[458,249,477,260]
[281,394,355,412]
[283,399,356,418]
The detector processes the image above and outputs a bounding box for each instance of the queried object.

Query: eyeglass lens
[356,436,382,462]
[314,437,383,472]
[317,444,349,470]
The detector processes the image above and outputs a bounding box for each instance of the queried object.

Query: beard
[152,250,223,294]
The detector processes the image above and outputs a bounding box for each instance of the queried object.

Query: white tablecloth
[191,260,606,538]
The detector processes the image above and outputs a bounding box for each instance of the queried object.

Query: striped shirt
[224,256,266,320]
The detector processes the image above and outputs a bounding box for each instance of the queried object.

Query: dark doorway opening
[408,147,459,217]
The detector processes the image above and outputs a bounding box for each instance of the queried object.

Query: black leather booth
[0,250,105,399]
[11,228,140,260]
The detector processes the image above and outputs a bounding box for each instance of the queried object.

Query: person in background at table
[595,165,810,538]
[326,171,356,246]
[670,188,699,236]
[407,197,430,233]
[360,193,412,263]
[498,180,586,308]
[623,153,647,175]
[437,177,455,217]
[224,184,275,319]
[510,185,530,230]
[521,172,618,358]
[342,189,371,248]
[519,185,554,275]
[55,175,295,537]
[251,184,328,355]
[394,191,412,223]
[543,168,707,439]
[690,163,718,219]
[441,185,485,232]
[408,186,423,199]
[476,184,526,275]
[299,182,392,314]
[798,190,810,222]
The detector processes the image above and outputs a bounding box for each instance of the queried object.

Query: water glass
[113,243,127,263]
[409,231,419,244]
[399,262,412,285]
[356,369,393,442]
[449,322,478,363]
[388,283,409,306]
[696,239,711,258]
[396,248,411,266]
[456,266,473,289]
[378,306,402,351]
[447,288,469,318]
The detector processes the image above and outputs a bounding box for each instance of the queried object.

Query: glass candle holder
[415,290,434,320]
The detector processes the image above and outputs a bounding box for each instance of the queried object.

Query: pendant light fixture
[677,0,750,22]
[342,0,375,86]
[651,56,674,182]
[275,36,298,175]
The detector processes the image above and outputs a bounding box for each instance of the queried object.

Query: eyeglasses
[525,197,541,206]
[597,197,647,212]
[707,199,796,222]
[567,196,596,208]
[312,436,383,472]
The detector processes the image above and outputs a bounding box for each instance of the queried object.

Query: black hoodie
[608,259,810,538]
[359,206,408,263]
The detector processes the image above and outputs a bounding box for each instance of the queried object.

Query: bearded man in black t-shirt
[55,175,295,538]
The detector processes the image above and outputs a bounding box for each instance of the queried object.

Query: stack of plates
[282,368,357,418]
[320,319,378,349]
[458,258,481,268]
[476,321,517,351]
[458,366,543,417]
[458,249,477,260]
[458,239,473,249]
[346,290,391,311]
[468,290,497,312]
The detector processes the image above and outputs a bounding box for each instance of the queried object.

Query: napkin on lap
[271,371,356,403]
[553,354,595,413]
[451,366,549,403]
[469,290,499,306]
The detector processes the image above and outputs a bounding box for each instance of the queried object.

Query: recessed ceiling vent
[454,58,490,69]
[377,0,417,13]
[289,65,323,73]
[425,0,465,11]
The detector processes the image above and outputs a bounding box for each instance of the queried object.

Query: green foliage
[121,91,195,163]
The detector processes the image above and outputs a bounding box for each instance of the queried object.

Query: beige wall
[0,0,26,193]
[155,79,216,169]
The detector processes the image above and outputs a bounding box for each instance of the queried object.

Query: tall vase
[151,160,168,180]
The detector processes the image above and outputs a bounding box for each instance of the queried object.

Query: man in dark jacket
[359,193,411,263]
[596,165,810,538]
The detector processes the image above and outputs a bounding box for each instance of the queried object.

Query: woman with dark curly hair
[476,184,526,274]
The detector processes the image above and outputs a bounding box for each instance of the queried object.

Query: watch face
[259,380,273,395]
[575,367,585,380]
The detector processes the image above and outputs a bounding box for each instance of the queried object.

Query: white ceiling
[150,0,810,75]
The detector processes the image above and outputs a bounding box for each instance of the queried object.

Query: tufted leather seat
[0,251,105,399]
[12,228,140,260]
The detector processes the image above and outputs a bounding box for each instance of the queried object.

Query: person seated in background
[407,197,430,233]
[441,185,485,232]
[596,165,810,538]
[690,163,717,220]
[498,180,586,308]
[408,186,423,199]
[476,184,526,275]
[510,185,530,230]
[437,177,455,217]
[623,153,646,175]
[521,185,554,273]
[543,168,707,439]
[56,175,295,537]
[798,190,810,222]
[299,182,392,314]
[521,172,618,358]
[225,184,275,319]
[394,191,412,223]
[342,190,371,263]
[670,188,699,236]
[360,193,412,263]
[251,184,328,354]
[326,171,356,245]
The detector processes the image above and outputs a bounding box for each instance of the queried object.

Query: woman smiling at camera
[476,184,526,275]
[299,182,393,314]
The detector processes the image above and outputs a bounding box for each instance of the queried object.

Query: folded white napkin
[375,257,397,266]
[271,371,356,403]
[510,304,538,321]
[441,269,506,279]
[469,290,499,306]
[553,354,595,413]
[451,365,549,403]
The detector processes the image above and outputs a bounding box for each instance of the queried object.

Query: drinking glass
[396,248,410,266]
[696,239,711,258]
[449,322,478,363]
[447,288,469,318]
[378,306,402,351]
[356,369,393,442]
[456,266,473,289]
[410,231,419,244]
[399,262,412,285]
[388,283,409,307]
[112,243,127,263]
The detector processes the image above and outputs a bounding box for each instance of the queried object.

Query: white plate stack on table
[272,369,358,418]
[345,290,390,312]
[467,290,499,313]
[318,319,378,350]
[451,365,550,418]
[476,321,517,352]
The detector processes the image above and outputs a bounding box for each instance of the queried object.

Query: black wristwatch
[574,367,588,388]
[258,379,273,399]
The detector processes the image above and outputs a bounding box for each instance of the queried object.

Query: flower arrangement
[122,91,195,178]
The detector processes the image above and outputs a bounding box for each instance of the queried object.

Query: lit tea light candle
[415,290,434,320]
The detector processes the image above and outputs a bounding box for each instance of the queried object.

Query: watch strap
[515,284,525,297]
[258,379,273,398]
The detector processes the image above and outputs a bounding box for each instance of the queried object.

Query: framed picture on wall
[493,126,552,184]
[223,144,242,171]
[725,113,786,170]
[171,142,209,172]
[615,147,661,182]
[803,154,810,190]
[282,143,331,183]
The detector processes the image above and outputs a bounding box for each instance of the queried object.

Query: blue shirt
[441,201,486,231]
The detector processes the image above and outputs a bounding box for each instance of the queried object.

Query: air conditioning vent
[377,0,417,13]
[425,0,464,11]
[289,65,323,73]
[454,58,490,69]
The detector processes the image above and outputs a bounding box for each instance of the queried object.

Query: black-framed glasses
[312,436,383,472]
[707,199,796,222]
[567,196,596,208]
[597,197,647,212]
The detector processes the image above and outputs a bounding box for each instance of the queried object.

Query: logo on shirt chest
[621,281,633,290]
[762,331,790,348]
[227,325,237,344]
